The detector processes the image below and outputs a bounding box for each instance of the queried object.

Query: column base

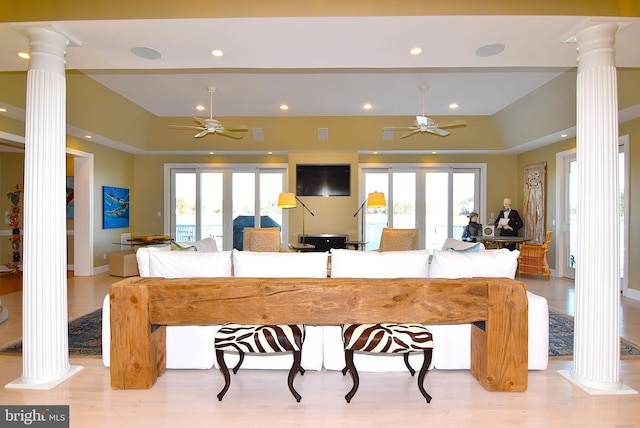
[558,369,637,395]
[5,365,83,390]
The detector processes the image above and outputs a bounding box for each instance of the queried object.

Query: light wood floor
[1,273,640,427]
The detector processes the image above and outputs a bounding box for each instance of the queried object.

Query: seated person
[494,197,523,250]
[462,211,482,242]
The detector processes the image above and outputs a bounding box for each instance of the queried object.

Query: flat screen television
[296,164,351,196]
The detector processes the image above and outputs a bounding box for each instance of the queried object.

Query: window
[168,165,286,250]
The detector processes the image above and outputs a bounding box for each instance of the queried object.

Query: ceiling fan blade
[193,117,206,126]
[436,120,467,129]
[427,127,450,137]
[168,125,205,131]
[216,130,244,140]
[399,130,420,139]
[223,125,249,132]
[194,130,210,138]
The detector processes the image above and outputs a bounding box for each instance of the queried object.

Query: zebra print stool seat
[342,323,434,403]
[214,323,305,402]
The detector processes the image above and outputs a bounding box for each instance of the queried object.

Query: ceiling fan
[168,86,249,139]
[392,84,467,138]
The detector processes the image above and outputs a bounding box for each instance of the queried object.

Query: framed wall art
[103,186,130,229]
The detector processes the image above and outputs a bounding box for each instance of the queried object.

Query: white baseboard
[623,287,640,301]
[93,265,109,275]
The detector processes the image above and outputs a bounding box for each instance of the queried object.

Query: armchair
[518,230,553,280]
[378,228,419,252]
[243,227,283,252]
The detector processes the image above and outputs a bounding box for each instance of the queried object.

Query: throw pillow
[170,242,196,251]
[429,249,519,279]
[193,237,218,252]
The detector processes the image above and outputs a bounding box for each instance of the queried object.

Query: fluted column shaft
[6,26,82,389]
[572,22,621,391]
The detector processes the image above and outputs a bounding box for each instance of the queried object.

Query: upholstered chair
[518,230,553,280]
[242,227,282,252]
[378,228,419,251]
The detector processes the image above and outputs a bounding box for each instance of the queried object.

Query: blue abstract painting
[103,186,130,229]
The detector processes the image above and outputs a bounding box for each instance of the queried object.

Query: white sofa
[103,246,549,372]
[103,247,328,371]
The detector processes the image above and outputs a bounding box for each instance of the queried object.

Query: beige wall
[67,136,135,268]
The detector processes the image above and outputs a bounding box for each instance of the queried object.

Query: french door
[362,165,484,252]
[169,165,286,250]
[558,137,628,289]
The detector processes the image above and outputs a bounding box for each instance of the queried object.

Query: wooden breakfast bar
[109,277,528,391]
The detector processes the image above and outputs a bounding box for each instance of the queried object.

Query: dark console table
[298,234,348,252]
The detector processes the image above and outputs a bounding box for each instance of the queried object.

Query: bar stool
[342,323,434,403]
[214,323,305,402]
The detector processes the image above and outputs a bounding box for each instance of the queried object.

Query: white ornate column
[6,25,83,390]
[559,22,635,395]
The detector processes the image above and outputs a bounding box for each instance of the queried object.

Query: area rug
[0,309,102,356]
[549,308,640,359]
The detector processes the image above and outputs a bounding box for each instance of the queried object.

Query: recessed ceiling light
[17,52,30,59]
[363,103,373,110]
[196,105,206,111]
[211,49,224,57]
[449,103,459,109]
[209,151,215,155]
[130,46,162,60]
[432,151,437,155]
[267,151,273,155]
[85,135,92,139]
[561,134,568,138]
[410,47,423,55]
[373,151,378,155]
[475,43,505,57]
[0,108,6,113]
[279,104,289,111]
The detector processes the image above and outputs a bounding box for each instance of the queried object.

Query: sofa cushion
[148,250,232,278]
[228,249,328,372]
[429,248,519,279]
[135,246,170,277]
[330,248,430,278]
[232,249,328,278]
[325,248,432,373]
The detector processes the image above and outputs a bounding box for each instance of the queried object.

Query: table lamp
[353,191,386,243]
[278,192,315,246]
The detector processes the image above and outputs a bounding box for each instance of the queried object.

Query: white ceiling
[0,15,638,122]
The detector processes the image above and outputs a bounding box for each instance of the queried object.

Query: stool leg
[344,349,359,403]
[232,350,245,374]
[403,353,416,376]
[417,349,433,403]
[216,350,231,401]
[287,350,303,403]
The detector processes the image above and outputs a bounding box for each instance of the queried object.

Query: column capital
[13,24,80,72]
